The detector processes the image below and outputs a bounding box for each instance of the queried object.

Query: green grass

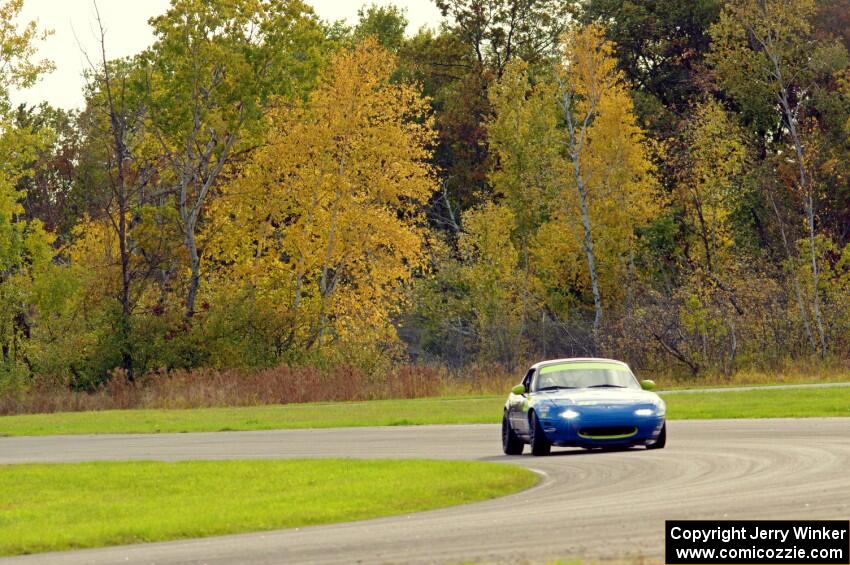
[0,386,848,436]
[664,386,850,419]
[0,459,536,556]
[0,396,500,436]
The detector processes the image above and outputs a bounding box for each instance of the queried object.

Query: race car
[502,358,666,455]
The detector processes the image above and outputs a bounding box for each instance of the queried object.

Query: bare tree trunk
[440,179,460,234]
[576,173,603,334]
[805,190,827,356]
[113,117,132,376]
[313,166,343,349]
[559,85,603,340]
[765,188,816,352]
[757,26,827,357]
[184,225,201,319]
[94,4,134,378]
[780,91,827,357]
[178,132,237,320]
[116,173,133,377]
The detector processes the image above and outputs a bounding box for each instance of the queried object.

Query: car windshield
[535,362,639,391]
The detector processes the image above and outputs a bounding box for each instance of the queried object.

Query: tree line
[2,0,850,391]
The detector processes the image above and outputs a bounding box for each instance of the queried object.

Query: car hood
[536,387,661,406]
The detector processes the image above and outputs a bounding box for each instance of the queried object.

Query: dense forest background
[2,0,850,397]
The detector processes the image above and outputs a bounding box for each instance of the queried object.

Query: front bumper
[538,405,665,447]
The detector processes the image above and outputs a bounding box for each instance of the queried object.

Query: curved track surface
[2,419,850,564]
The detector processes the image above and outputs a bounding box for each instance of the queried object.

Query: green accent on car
[641,379,656,390]
[577,427,638,440]
[511,384,526,395]
[539,362,625,374]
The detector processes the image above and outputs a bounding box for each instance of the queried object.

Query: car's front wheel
[502,413,524,455]
[529,411,551,456]
[647,422,666,450]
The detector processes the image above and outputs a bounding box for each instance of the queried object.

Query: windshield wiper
[538,386,577,391]
[587,384,626,388]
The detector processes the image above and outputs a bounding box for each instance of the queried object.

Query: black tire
[502,413,524,455]
[529,411,551,456]
[647,422,666,450]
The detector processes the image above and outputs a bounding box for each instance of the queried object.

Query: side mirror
[511,384,526,395]
[641,379,656,391]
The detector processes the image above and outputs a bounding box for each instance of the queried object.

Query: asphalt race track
[2,419,850,564]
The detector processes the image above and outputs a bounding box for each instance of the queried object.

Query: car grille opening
[578,426,637,439]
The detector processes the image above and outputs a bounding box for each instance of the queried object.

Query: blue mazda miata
[502,358,666,455]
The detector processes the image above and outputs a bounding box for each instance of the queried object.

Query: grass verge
[0,459,536,556]
[0,386,848,436]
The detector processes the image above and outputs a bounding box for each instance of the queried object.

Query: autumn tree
[487,60,559,245]
[676,100,748,279]
[0,0,54,381]
[13,104,80,239]
[668,100,749,373]
[457,203,528,363]
[0,128,54,381]
[0,0,53,109]
[140,0,326,320]
[399,1,572,234]
[74,8,163,377]
[454,27,659,360]
[435,0,571,76]
[206,39,436,364]
[580,0,723,119]
[709,0,850,356]
[483,60,558,354]
[555,24,658,336]
[353,3,408,51]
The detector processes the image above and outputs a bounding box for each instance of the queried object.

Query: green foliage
[141,0,329,318]
[0,3,56,387]
[791,235,850,353]
[0,0,54,108]
[353,3,408,51]
[457,203,528,364]
[143,0,326,143]
[435,0,572,73]
[12,104,82,240]
[708,0,816,131]
[581,0,722,115]
[486,60,560,240]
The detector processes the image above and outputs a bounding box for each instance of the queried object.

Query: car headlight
[634,408,655,416]
[561,409,580,419]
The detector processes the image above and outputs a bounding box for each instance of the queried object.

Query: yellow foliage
[558,24,660,261]
[207,39,436,354]
[457,203,530,363]
[486,61,561,240]
[487,25,660,322]
[677,99,747,272]
[68,217,121,306]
